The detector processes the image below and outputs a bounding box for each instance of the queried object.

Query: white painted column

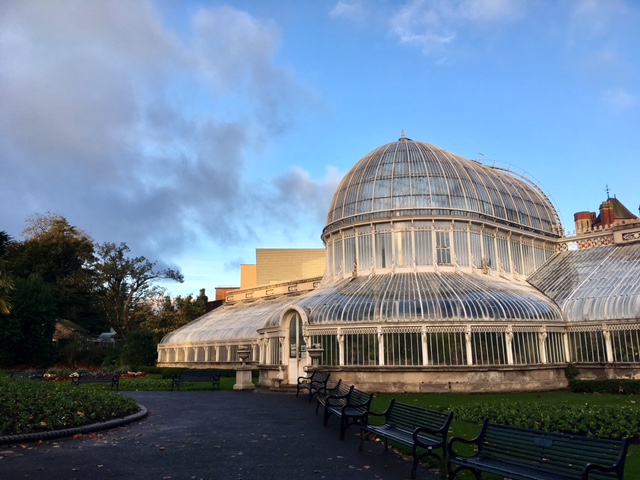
[563,331,572,363]
[603,325,614,363]
[539,327,548,364]
[465,326,473,366]
[505,325,514,365]
[377,327,384,366]
[421,326,429,366]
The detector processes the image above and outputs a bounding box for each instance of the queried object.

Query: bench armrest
[325,392,350,405]
[447,435,480,458]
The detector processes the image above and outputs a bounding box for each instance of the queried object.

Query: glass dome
[324,135,562,238]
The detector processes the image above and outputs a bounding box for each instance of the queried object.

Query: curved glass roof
[159,294,303,345]
[528,243,640,322]
[325,136,562,237]
[297,272,563,324]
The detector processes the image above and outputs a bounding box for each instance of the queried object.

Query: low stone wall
[258,365,569,393]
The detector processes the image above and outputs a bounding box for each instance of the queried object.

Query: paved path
[0,390,444,480]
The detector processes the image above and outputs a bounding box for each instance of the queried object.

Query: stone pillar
[234,346,255,391]
[337,329,345,366]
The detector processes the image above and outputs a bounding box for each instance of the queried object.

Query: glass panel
[344,234,356,275]
[394,229,412,267]
[357,226,373,271]
[497,234,510,273]
[427,331,466,365]
[569,331,606,363]
[375,224,392,269]
[545,331,565,364]
[611,328,640,363]
[310,334,339,366]
[482,232,496,270]
[384,332,422,365]
[472,331,506,365]
[513,331,540,364]
[453,227,469,267]
[415,226,433,266]
[344,333,378,365]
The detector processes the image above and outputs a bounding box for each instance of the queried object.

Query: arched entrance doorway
[285,309,307,383]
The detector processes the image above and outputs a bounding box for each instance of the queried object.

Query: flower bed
[43,371,146,382]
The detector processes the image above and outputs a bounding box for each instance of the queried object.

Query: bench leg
[358,429,366,452]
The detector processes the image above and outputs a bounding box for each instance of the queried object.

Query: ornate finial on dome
[399,130,408,141]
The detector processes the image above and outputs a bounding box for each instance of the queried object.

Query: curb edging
[0,404,148,446]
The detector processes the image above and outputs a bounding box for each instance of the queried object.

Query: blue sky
[1,0,638,297]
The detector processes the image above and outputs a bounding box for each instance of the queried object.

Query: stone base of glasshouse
[156,362,640,393]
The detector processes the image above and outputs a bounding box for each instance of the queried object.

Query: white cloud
[330,1,365,20]
[0,0,318,263]
[569,0,629,35]
[603,87,636,113]
[389,0,526,56]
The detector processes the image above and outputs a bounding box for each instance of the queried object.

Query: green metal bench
[172,369,221,391]
[72,372,120,391]
[447,419,629,480]
[296,370,330,401]
[324,385,372,440]
[360,399,453,479]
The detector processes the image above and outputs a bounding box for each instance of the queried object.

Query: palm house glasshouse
[158,134,640,392]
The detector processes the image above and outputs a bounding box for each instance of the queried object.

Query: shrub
[0,376,139,435]
[569,378,640,395]
[564,364,580,380]
[449,401,640,441]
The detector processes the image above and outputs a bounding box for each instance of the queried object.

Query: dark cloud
[0,1,322,267]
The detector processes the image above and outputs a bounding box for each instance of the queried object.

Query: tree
[5,213,105,333]
[142,293,207,342]
[0,274,57,367]
[93,242,183,338]
[0,231,14,315]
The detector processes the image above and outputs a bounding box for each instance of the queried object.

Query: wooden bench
[172,369,221,391]
[324,385,373,440]
[296,370,330,401]
[10,371,45,381]
[72,372,120,391]
[360,399,453,479]
[447,419,629,480]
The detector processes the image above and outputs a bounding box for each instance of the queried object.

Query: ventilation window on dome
[436,231,452,265]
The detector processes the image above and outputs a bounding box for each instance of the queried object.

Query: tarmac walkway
[0,389,444,480]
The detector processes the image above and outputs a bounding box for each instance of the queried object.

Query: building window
[436,231,451,265]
